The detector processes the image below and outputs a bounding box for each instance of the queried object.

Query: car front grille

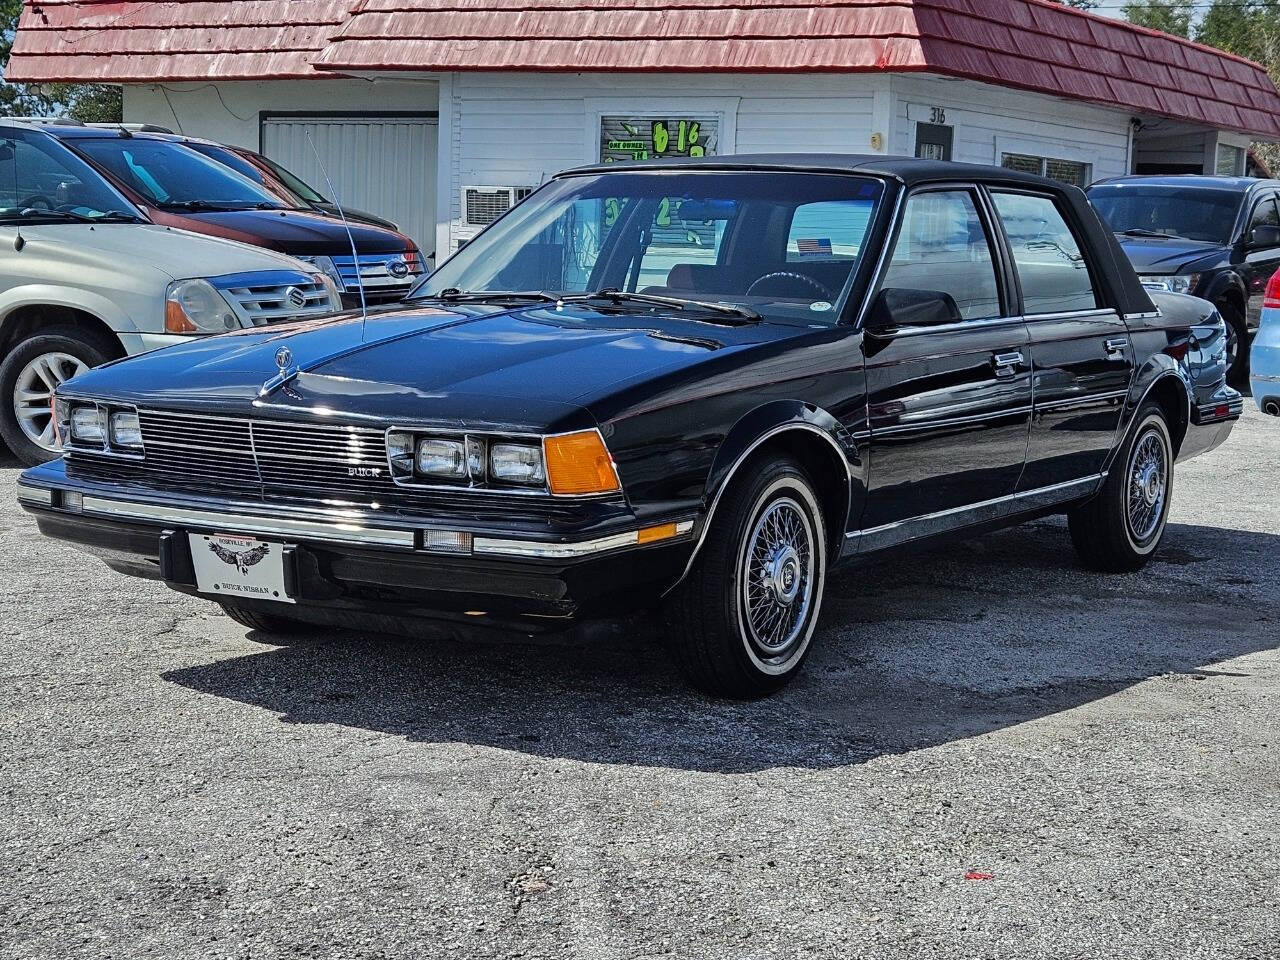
[331,253,423,301]
[134,409,393,499]
[219,276,334,325]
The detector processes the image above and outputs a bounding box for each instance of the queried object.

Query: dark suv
[1088,175,1280,384]
[44,126,425,308]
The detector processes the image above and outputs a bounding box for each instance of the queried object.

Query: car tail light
[1264,268,1280,309]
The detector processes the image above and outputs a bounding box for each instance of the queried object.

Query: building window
[1217,144,1245,177]
[1001,153,1093,188]
[600,116,718,164]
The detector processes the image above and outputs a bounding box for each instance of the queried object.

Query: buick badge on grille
[348,466,383,478]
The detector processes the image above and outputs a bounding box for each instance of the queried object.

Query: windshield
[0,129,140,223]
[72,137,286,211]
[186,142,325,204]
[1088,184,1242,244]
[416,171,884,326]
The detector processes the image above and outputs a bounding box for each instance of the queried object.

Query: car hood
[1113,236,1231,273]
[165,207,412,255]
[63,301,797,433]
[31,223,312,281]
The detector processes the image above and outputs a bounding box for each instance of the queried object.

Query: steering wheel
[18,194,54,211]
[746,271,833,301]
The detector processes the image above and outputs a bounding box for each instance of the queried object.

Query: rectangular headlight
[1140,274,1198,295]
[69,404,105,444]
[489,443,546,485]
[416,437,467,479]
[109,410,143,449]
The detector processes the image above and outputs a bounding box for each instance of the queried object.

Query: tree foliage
[1122,1,1195,39]
[1,0,122,122]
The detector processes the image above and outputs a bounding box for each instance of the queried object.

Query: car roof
[562,152,1073,189]
[1090,174,1280,193]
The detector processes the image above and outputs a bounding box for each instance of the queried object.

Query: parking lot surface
[2,410,1277,959]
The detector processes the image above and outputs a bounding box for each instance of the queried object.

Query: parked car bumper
[16,461,696,633]
[1250,316,1280,414]
[1179,382,1244,461]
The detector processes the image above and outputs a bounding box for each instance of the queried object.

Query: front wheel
[663,457,828,698]
[0,331,112,464]
[219,602,313,635]
[1068,402,1174,572]
[1220,303,1250,388]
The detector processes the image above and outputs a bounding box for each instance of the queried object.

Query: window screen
[1001,153,1092,188]
[992,192,1099,315]
[882,190,1001,321]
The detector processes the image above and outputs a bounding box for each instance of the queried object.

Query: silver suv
[0,122,341,465]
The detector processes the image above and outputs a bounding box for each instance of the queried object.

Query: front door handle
[993,351,1024,378]
[1105,337,1129,356]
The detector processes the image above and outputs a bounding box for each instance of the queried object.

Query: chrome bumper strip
[474,521,694,560]
[17,481,693,559]
[77,494,417,549]
[16,483,52,507]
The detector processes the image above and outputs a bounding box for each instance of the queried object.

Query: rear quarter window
[993,192,1100,315]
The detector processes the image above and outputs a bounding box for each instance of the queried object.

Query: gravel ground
[1,409,1277,959]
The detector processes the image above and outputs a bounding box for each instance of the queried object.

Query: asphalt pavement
[2,409,1277,959]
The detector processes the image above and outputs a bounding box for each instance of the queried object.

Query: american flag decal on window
[795,238,833,257]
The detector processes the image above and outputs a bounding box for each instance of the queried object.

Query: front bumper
[17,464,696,630]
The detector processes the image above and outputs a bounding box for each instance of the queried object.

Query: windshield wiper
[11,208,141,223]
[1118,228,1187,240]
[160,200,246,212]
[561,289,762,325]
[416,288,562,305]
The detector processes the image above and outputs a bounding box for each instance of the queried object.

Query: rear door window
[881,189,1002,321]
[992,192,1099,315]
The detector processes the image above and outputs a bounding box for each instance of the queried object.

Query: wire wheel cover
[741,496,815,657]
[1127,429,1168,544]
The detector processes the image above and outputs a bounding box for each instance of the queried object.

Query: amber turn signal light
[543,430,621,495]
[164,299,198,334]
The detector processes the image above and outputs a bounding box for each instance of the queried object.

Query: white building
[12,0,1280,259]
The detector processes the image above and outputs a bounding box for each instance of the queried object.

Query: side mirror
[864,287,962,336]
[1248,224,1280,249]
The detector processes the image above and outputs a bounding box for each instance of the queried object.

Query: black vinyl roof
[564,153,1066,189]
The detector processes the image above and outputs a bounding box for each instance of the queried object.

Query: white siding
[889,75,1133,184]
[123,79,439,151]
[447,72,882,250]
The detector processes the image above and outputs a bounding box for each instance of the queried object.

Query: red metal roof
[10,0,1280,139]
[7,1,359,81]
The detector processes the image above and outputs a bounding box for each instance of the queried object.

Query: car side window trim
[869,182,1013,329]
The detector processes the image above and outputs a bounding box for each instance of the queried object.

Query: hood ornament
[260,343,300,398]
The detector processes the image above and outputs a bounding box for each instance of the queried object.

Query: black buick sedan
[18,156,1241,697]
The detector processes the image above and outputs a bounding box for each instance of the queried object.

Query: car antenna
[303,130,367,340]
[9,136,23,251]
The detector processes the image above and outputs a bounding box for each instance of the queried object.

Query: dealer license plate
[189,533,294,604]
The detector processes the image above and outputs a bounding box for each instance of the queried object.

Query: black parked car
[18,156,1241,697]
[1088,175,1280,383]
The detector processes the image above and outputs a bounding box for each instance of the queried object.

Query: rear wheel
[663,456,827,698]
[219,602,312,635]
[0,331,112,464]
[1068,402,1174,572]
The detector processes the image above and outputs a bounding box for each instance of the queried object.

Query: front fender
[0,284,136,334]
[1200,271,1246,313]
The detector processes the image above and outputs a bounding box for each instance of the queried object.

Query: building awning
[10,0,1280,140]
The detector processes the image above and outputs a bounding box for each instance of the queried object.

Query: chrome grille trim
[209,272,334,326]
[330,253,424,291]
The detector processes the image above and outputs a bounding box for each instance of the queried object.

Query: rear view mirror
[1248,224,1280,249]
[864,287,962,336]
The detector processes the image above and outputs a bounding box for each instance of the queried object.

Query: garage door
[261,115,438,258]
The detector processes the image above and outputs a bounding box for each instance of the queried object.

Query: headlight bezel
[384,428,618,496]
[164,278,242,335]
[60,398,144,459]
[1139,273,1200,296]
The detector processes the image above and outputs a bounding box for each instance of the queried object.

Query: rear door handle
[1105,337,1129,356]
[993,351,1024,378]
